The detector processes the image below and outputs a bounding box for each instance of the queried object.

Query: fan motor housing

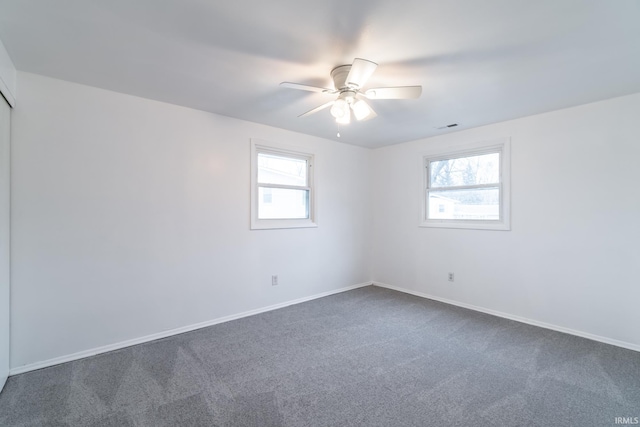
[331,65,353,90]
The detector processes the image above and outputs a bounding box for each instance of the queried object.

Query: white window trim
[250,139,317,230]
[420,137,511,231]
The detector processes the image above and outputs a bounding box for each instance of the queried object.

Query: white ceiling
[1,0,639,148]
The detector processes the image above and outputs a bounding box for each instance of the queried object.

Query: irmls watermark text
[615,417,639,425]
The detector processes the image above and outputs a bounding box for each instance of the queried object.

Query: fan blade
[365,86,422,99]
[298,101,335,118]
[280,82,335,94]
[345,58,378,89]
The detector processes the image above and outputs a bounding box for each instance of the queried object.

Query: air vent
[436,123,459,130]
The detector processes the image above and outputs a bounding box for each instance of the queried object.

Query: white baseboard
[9,282,373,376]
[373,281,640,353]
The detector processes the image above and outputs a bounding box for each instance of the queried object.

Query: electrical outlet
[448,272,454,282]
[272,275,278,286]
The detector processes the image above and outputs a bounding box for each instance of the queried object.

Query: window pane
[428,187,500,220]
[258,153,307,186]
[258,187,309,219]
[430,152,499,188]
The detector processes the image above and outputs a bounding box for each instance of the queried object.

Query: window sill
[419,220,510,231]
[251,219,318,230]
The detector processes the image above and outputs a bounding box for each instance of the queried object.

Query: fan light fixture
[335,108,351,124]
[280,58,422,127]
[330,98,349,120]
[330,91,369,123]
[351,99,371,121]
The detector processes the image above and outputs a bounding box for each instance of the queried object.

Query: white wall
[10,72,372,370]
[10,70,640,371]
[371,93,640,349]
[0,39,16,107]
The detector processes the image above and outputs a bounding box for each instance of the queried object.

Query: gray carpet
[0,286,638,426]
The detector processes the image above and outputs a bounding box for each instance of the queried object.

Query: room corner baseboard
[9,282,373,376]
[373,282,640,353]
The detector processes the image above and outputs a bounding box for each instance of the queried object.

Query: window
[250,139,316,230]
[421,138,510,230]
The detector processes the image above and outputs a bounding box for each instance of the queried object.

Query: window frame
[420,137,511,231]
[250,139,317,230]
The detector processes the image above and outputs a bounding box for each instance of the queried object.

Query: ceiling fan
[280,58,422,124]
